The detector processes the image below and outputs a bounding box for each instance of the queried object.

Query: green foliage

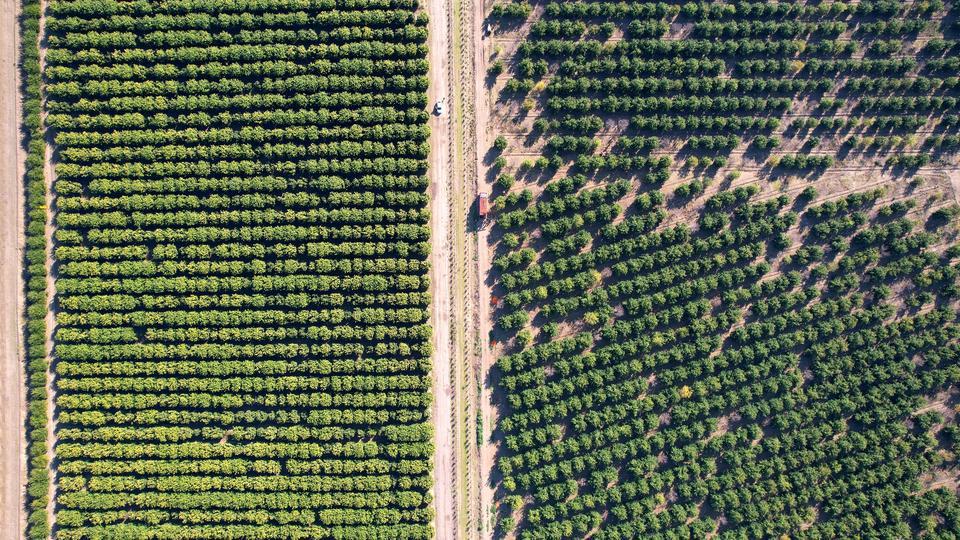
[930,204,960,226]
[20,0,49,537]
[43,0,435,535]
[492,180,960,537]
[674,178,708,200]
[776,154,835,170]
[490,1,960,533]
[491,1,532,18]
[888,153,932,168]
[752,135,780,150]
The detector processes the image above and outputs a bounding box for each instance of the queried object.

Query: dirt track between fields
[427,0,459,534]
[37,0,58,531]
[0,0,25,537]
[473,0,497,534]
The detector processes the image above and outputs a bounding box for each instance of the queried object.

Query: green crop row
[19,0,50,537]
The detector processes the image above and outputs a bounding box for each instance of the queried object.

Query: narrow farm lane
[0,0,25,537]
[426,0,459,534]
[471,0,498,536]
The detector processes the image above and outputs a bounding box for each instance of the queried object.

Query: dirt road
[426,0,459,534]
[476,224,497,540]
[0,0,25,538]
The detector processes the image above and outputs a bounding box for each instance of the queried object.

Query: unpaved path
[476,228,497,540]
[427,0,458,534]
[38,0,58,531]
[0,0,26,537]
[42,103,56,540]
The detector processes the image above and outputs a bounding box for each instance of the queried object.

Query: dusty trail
[427,0,458,534]
[36,0,58,531]
[0,0,25,537]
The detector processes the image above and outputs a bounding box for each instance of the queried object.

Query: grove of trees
[40,0,435,537]
[487,0,960,537]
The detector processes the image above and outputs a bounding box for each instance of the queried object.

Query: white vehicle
[434,98,446,115]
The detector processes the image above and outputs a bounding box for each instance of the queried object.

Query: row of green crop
[19,0,50,538]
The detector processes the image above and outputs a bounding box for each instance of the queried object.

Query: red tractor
[477,192,490,227]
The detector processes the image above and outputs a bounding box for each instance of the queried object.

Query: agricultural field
[12,0,960,536]
[27,0,437,537]
[480,0,960,538]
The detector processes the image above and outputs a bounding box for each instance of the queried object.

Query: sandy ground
[37,0,57,531]
[42,105,55,538]
[427,0,459,534]
[949,170,960,206]
[476,229,497,540]
[0,0,26,537]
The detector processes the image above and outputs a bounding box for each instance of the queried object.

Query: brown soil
[426,0,459,532]
[0,0,26,537]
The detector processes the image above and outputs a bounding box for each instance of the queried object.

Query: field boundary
[472,0,497,535]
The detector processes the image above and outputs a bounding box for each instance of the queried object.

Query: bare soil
[0,0,26,537]
[426,0,460,534]
[38,0,59,531]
